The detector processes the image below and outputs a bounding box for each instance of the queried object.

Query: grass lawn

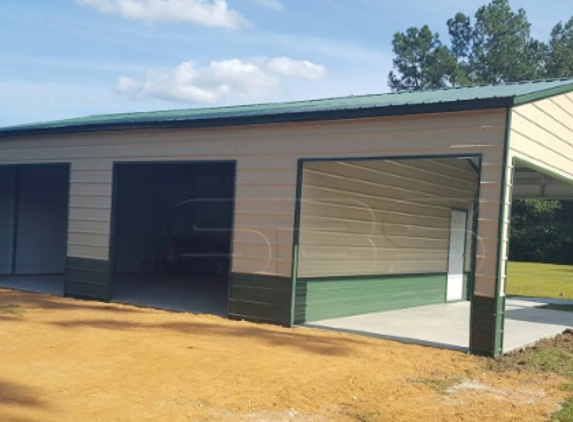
[507,262,573,299]
[490,330,573,422]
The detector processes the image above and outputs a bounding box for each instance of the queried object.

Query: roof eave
[513,82,573,106]
[0,97,513,140]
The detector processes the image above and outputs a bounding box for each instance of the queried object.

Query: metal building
[1,79,573,356]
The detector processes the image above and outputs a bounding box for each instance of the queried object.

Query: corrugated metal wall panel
[298,158,478,278]
[67,163,112,261]
[0,166,16,275]
[511,93,573,183]
[0,109,507,290]
[295,274,448,323]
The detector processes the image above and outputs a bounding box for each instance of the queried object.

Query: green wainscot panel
[295,273,448,324]
[229,272,292,325]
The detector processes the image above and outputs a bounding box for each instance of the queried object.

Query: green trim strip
[494,108,513,356]
[289,160,304,327]
[514,156,573,186]
[297,272,447,283]
[0,99,512,139]
[299,153,484,164]
[469,156,483,302]
[512,82,573,106]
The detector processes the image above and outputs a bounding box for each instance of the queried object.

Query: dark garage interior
[0,164,70,295]
[110,161,235,315]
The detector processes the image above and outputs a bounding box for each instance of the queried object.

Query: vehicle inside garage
[110,161,235,315]
[0,164,70,295]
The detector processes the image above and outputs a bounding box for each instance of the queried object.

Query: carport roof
[2,78,573,138]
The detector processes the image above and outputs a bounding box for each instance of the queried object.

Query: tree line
[388,0,573,264]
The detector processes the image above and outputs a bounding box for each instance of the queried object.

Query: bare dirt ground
[0,289,569,422]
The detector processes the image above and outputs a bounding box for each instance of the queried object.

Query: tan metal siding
[511,93,573,182]
[0,109,506,286]
[298,159,478,278]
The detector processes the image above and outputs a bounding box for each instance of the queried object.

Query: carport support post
[469,112,513,358]
[473,176,512,357]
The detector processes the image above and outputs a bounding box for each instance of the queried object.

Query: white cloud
[247,0,283,11]
[117,57,326,103]
[267,57,325,80]
[76,0,249,28]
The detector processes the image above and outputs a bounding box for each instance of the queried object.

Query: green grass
[552,399,573,421]
[0,304,24,316]
[507,262,573,299]
[499,262,573,419]
[410,375,462,394]
[488,331,573,421]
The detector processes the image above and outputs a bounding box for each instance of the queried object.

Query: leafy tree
[470,0,545,83]
[510,200,562,263]
[547,17,573,77]
[389,0,549,90]
[388,26,459,90]
[388,0,573,264]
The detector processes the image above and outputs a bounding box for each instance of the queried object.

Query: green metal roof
[2,78,573,138]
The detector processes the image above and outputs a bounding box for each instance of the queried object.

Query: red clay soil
[0,289,568,421]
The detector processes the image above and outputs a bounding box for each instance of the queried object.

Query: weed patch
[0,304,23,316]
[488,330,573,420]
[410,375,463,394]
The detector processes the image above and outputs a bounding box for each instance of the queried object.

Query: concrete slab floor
[306,298,573,354]
[0,276,64,296]
[112,274,228,316]
[0,274,228,317]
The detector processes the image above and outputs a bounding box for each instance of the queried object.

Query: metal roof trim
[512,82,573,106]
[2,78,573,139]
[0,97,513,139]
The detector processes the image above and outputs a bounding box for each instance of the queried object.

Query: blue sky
[1,0,571,126]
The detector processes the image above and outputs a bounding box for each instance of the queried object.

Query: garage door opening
[110,161,235,315]
[0,164,70,296]
[295,156,480,351]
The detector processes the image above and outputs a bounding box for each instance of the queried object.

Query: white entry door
[446,209,468,302]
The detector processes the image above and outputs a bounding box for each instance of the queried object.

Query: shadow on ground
[1,289,380,357]
[0,380,48,422]
[0,289,145,314]
[48,318,371,357]
[505,304,573,325]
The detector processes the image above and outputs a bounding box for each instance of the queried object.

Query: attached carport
[0,164,70,295]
